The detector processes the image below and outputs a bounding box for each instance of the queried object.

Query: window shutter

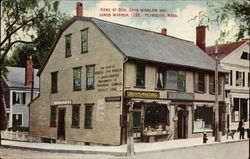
[23,93,26,104]
[243,72,245,87]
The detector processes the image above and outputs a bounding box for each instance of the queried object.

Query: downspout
[120,57,128,145]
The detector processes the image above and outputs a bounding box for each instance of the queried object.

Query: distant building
[2,56,39,128]
[206,39,250,131]
[29,2,227,145]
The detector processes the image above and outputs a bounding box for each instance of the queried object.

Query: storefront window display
[193,107,213,132]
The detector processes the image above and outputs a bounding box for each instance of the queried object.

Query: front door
[177,105,187,139]
[58,109,66,140]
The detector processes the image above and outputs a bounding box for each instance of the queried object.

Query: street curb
[135,139,249,155]
[0,139,248,156]
[0,145,127,156]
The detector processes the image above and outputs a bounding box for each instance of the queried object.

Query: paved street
[0,140,249,159]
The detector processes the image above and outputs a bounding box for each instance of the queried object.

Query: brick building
[29,3,227,145]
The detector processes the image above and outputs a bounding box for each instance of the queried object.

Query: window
[13,92,26,105]
[193,107,212,132]
[209,75,221,95]
[240,51,249,60]
[86,65,95,89]
[12,114,22,127]
[231,98,248,122]
[72,105,80,128]
[156,68,185,91]
[236,71,243,86]
[194,72,206,92]
[248,73,250,87]
[144,106,169,128]
[51,72,58,93]
[230,70,233,86]
[73,67,81,91]
[156,67,164,89]
[225,74,229,85]
[50,106,57,127]
[81,29,88,53]
[65,34,71,57]
[136,64,145,87]
[84,104,93,128]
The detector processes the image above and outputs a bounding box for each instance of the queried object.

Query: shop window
[50,106,57,127]
[73,67,82,91]
[194,72,206,93]
[65,34,71,57]
[231,98,248,122]
[209,75,221,95]
[81,29,88,53]
[12,92,26,105]
[84,104,93,129]
[156,68,185,91]
[72,105,80,128]
[12,114,22,127]
[144,106,168,128]
[51,72,58,93]
[236,71,243,86]
[136,64,145,87]
[86,65,95,89]
[193,107,212,132]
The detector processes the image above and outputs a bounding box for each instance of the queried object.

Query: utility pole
[210,40,223,142]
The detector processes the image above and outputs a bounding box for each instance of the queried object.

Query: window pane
[231,98,239,122]
[197,73,205,92]
[51,72,58,93]
[166,70,178,90]
[86,66,95,89]
[156,68,164,89]
[50,106,57,127]
[73,68,81,90]
[65,35,71,57]
[84,105,93,128]
[240,99,248,120]
[72,105,80,127]
[133,112,141,128]
[144,106,167,128]
[81,30,88,53]
[136,64,145,87]
[178,71,185,90]
[193,108,212,132]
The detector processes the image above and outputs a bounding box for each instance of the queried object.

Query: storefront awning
[128,98,171,111]
[193,102,215,111]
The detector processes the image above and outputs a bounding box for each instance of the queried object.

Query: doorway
[57,109,66,140]
[177,105,188,139]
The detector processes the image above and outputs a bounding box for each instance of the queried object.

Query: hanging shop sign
[168,92,194,100]
[126,90,159,99]
[105,96,121,102]
[52,99,72,105]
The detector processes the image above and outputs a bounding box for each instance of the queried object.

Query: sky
[58,0,240,46]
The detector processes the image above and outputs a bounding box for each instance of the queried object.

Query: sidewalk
[1,132,248,156]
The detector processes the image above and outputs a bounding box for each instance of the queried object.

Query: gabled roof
[206,39,249,60]
[38,16,227,75]
[3,67,39,89]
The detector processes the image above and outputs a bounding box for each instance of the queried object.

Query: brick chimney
[76,2,83,16]
[161,28,167,36]
[196,26,206,52]
[25,56,33,87]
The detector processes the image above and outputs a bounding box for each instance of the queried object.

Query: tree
[7,13,69,68]
[0,0,64,145]
[192,0,250,42]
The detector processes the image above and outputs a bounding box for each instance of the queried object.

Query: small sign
[126,90,159,98]
[105,96,121,102]
[168,92,194,100]
[53,100,72,105]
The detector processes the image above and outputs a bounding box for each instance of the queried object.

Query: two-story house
[207,39,250,132]
[2,56,39,128]
[29,2,227,145]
